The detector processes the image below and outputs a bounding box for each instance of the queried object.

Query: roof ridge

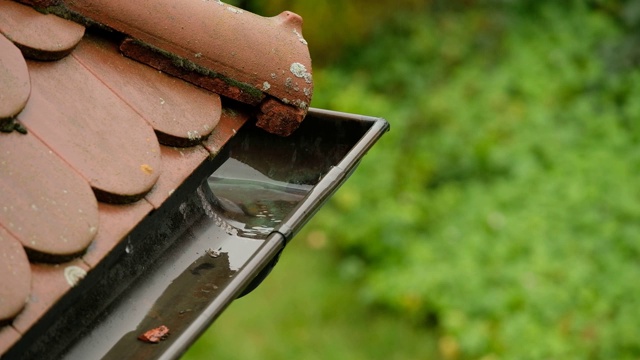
[17,0,314,136]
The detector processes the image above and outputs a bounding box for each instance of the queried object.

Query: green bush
[307,2,640,358]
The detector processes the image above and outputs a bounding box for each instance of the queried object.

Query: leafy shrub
[308,2,640,358]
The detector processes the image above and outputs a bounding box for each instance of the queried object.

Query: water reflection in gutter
[103,252,236,359]
[207,158,312,238]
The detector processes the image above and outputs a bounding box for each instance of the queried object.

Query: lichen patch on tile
[225,6,243,14]
[63,265,86,287]
[289,62,312,84]
[73,35,221,147]
[293,29,307,45]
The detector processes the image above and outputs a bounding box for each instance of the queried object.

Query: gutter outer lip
[274,108,390,242]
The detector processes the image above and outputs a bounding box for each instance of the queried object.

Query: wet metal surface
[208,158,312,238]
[64,198,265,359]
[102,252,236,358]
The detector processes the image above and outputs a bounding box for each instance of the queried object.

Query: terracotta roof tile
[0,0,313,353]
[0,0,84,60]
[63,0,313,107]
[0,326,20,354]
[22,57,163,203]
[23,0,313,136]
[0,33,29,121]
[0,228,30,322]
[73,35,222,147]
[202,106,251,155]
[12,259,90,334]
[0,130,99,261]
[144,145,210,209]
[82,201,153,268]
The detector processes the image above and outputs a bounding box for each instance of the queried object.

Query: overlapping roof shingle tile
[0,227,30,323]
[25,56,164,202]
[0,0,313,354]
[0,129,99,260]
[74,34,222,147]
[0,34,30,122]
[0,0,84,61]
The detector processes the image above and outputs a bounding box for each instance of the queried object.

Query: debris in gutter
[137,325,170,343]
[206,247,222,258]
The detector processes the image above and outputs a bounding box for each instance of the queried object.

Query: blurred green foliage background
[185,0,640,359]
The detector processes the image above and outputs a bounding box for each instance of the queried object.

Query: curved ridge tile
[74,35,221,147]
[0,132,99,261]
[61,0,312,136]
[63,0,312,105]
[0,34,29,121]
[0,0,85,61]
[21,56,162,203]
[0,227,31,322]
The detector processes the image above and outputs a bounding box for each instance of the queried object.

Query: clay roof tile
[0,0,312,352]
[0,34,29,121]
[0,130,99,260]
[0,0,84,60]
[0,227,30,323]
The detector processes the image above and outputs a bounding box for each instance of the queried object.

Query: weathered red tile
[74,35,221,147]
[20,56,162,203]
[0,326,20,354]
[0,131,98,261]
[119,38,265,107]
[0,0,85,61]
[61,0,312,135]
[144,145,209,209]
[202,105,251,156]
[12,259,89,334]
[82,201,153,268]
[0,228,30,323]
[256,97,306,137]
[64,0,312,103]
[0,34,29,121]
